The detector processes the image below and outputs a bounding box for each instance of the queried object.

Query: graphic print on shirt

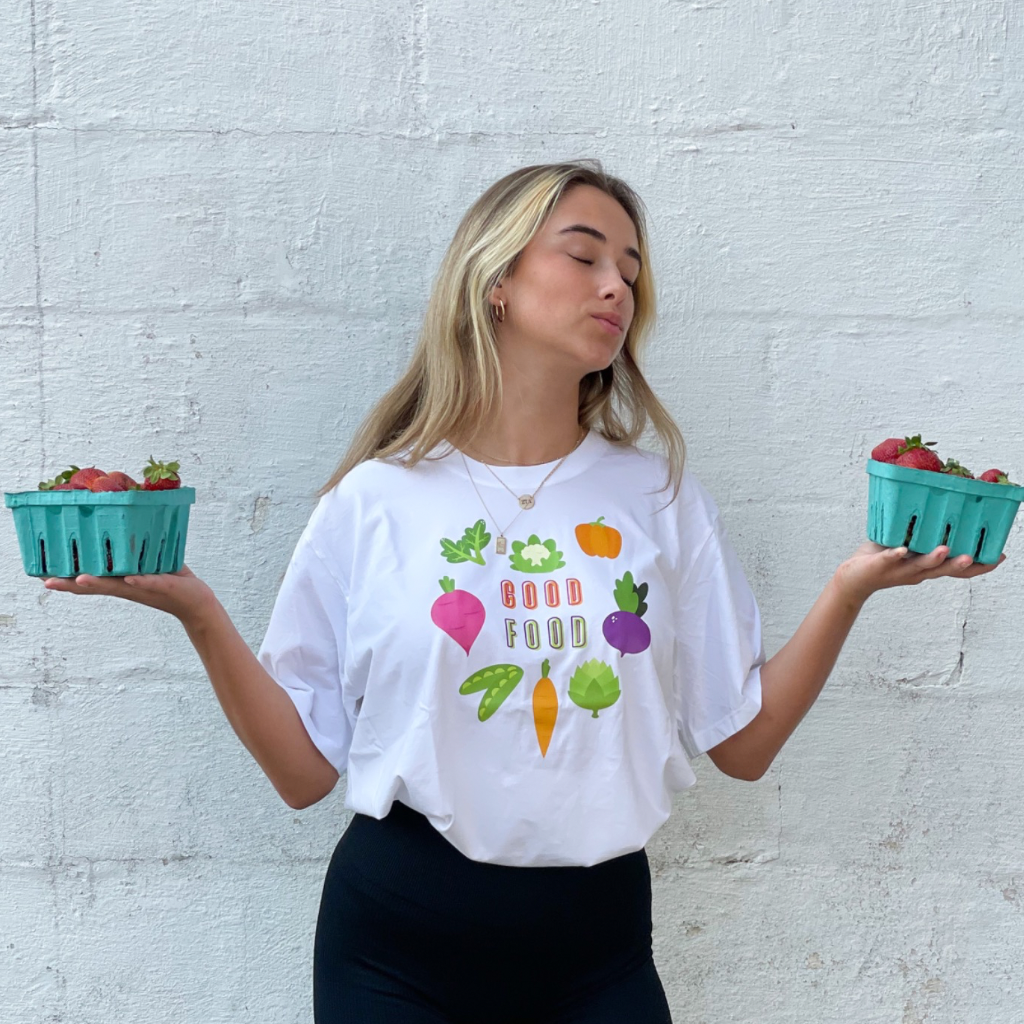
[439,519,492,566]
[574,517,622,559]
[508,534,566,573]
[602,571,652,657]
[459,663,525,721]
[568,658,621,718]
[432,511,652,748]
[532,658,559,755]
[431,577,486,655]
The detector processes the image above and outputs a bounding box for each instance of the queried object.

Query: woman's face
[492,184,640,378]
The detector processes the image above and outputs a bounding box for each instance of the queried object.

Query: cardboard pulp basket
[4,488,196,578]
[866,461,1023,564]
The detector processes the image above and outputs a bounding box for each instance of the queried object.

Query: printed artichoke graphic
[568,658,621,718]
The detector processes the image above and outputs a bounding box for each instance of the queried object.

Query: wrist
[178,588,226,637]
[829,568,871,612]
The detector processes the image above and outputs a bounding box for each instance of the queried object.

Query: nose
[599,270,630,302]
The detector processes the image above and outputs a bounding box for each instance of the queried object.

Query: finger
[919,550,1005,580]
[897,546,953,580]
[43,574,136,598]
[906,546,950,566]
[960,553,1007,576]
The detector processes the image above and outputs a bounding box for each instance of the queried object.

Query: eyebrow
[557,224,643,270]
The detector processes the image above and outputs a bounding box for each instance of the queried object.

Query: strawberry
[67,467,107,489]
[871,438,906,463]
[89,476,123,492]
[979,469,1020,486]
[89,472,138,492]
[39,466,81,491]
[141,457,181,490]
[893,435,943,472]
[940,458,974,478]
[105,471,139,490]
[871,434,938,465]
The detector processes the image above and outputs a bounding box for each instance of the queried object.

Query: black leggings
[313,800,674,1024]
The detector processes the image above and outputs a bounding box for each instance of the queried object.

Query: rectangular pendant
[496,535,507,555]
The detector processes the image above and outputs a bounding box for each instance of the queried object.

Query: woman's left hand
[835,542,1008,606]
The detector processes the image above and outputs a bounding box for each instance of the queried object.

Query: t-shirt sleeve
[673,510,766,761]
[256,519,355,776]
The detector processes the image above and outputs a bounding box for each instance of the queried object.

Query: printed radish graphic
[431,576,486,655]
[602,570,651,657]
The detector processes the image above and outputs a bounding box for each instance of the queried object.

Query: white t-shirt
[257,429,765,867]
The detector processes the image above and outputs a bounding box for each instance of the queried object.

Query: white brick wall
[2,1,1022,1021]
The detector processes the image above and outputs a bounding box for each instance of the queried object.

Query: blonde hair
[315,159,686,504]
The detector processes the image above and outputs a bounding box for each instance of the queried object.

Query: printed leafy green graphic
[508,534,565,574]
[439,519,492,565]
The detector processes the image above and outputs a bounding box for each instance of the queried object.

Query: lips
[592,314,623,333]
[594,312,622,328]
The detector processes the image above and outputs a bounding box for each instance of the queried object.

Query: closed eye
[570,255,636,290]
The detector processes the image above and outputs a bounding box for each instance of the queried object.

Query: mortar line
[29,5,63,1016]
[30,0,46,479]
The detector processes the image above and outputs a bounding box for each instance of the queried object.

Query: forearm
[181,600,339,808]
[711,575,866,780]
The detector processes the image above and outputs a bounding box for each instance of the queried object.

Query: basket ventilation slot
[39,538,47,574]
[137,539,147,573]
[104,537,114,573]
[72,539,80,575]
[903,516,918,548]
[974,529,986,561]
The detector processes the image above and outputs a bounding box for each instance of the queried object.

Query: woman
[42,160,1005,1023]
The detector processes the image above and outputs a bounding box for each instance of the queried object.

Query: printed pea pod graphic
[459,663,525,722]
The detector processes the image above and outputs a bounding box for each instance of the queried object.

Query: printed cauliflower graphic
[508,535,566,574]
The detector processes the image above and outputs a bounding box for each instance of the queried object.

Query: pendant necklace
[459,427,587,555]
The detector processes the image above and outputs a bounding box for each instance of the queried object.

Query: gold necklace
[459,427,587,555]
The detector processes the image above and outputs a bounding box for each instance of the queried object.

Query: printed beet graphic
[431,576,485,655]
[602,570,651,657]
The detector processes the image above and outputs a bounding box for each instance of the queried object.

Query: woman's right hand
[41,564,218,627]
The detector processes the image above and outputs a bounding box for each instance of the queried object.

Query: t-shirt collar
[435,427,609,488]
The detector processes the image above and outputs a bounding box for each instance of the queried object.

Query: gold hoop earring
[494,299,506,323]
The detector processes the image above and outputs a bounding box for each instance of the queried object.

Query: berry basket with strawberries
[867,436,1024,564]
[4,458,196,578]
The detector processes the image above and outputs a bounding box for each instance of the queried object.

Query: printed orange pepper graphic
[574,516,622,558]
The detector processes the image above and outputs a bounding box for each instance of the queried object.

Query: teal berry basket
[866,461,1024,564]
[4,488,196,578]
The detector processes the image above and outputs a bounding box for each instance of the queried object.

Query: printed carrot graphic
[532,658,558,757]
[431,577,485,655]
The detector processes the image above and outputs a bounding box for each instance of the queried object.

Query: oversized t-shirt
[256,429,765,867]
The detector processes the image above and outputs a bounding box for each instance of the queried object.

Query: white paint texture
[2,0,1023,1021]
